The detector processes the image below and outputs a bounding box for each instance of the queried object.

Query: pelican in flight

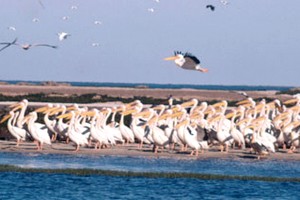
[0,38,57,51]
[164,51,208,73]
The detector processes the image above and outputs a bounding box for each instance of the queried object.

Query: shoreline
[0,140,299,161]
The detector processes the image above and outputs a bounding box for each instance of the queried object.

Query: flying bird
[148,8,155,13]
[206,5,215,11]
[164,51,208,73]
[32,18,40,23]
[58,32,71,41]
[0,38,57,51]
[0,38,18,52]
[94,20,102,25]
[7,26,16,31]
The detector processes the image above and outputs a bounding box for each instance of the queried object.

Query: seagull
[92,43,100,47]
[62,16,70,21]
[7,26,16,31]
[206,5,215,11]
[148,8,155,13]
[0,38,18,52]
[71,5,78,10]
[220,0,229,5]
[0,38,57,51]
[32,18,40,23]
[94,20,102,25]
[231,91,250,98]
[38,0,45,9]
[164,51,208,73]
[154,0,160,2]
[58,32,71,41]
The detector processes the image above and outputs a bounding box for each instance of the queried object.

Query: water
[2,80,294,91]
[0,152,299,199]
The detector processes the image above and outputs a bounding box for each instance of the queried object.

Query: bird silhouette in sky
[206,5,215,11]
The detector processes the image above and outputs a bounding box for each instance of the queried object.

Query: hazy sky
[0,0,299,87]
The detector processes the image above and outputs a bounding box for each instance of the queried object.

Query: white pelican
[24,112,51,150]
[9,99,28,129]
[146,111,170,154]
[164,51,208,73]
[58,32,71,41]
[118,106,135,144]
[57,111,88,151]
[0,111,28,146]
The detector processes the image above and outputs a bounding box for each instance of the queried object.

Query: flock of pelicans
[1,95,300,158]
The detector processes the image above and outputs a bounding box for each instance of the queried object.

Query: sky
[0,0,300,87]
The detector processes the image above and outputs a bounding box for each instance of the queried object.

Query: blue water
[1,80,294,91]
[0,152,299,199]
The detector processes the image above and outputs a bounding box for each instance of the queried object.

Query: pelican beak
[66,105,77,111]
[181,100,196,108]
[134,110,150,118]
[35,106,49,113]
[159,113,170,120]
[283,98,298,105]
[236,99,251,106]
[0,114,11,123]
[57,113,71,119]
[9,102,21,108]
[122,109,137,116]
[11,104,23,112]
[225,112,235,119]
[164,56,178,61]
[212,101,226,108]
[175,119,188,129]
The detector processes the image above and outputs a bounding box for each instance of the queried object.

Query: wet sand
[0,140,299,161]
[0,84,298,160]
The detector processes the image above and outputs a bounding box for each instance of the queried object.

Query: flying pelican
[58,32,71,41]
[164,51,208,73]
[1,38,57,51]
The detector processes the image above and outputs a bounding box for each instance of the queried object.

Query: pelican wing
[181,57,200,70]
[34,44,58,49]
[0,38,18,52]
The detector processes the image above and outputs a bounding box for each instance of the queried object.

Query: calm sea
[2,80,295,91]
[0,152,299,199]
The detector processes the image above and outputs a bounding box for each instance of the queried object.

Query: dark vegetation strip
[0,165,299,182]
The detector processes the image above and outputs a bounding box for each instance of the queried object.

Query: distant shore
[0,83,293,102]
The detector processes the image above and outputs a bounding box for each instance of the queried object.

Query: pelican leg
[75,144,80,152]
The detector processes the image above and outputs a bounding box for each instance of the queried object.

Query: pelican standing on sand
[164,51,208,73]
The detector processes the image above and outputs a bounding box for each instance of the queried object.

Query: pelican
[24,112,51,150]
[2,38,57,51]
[164,51,208,73]
[0,111,28,146]
[58,32,71,41]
